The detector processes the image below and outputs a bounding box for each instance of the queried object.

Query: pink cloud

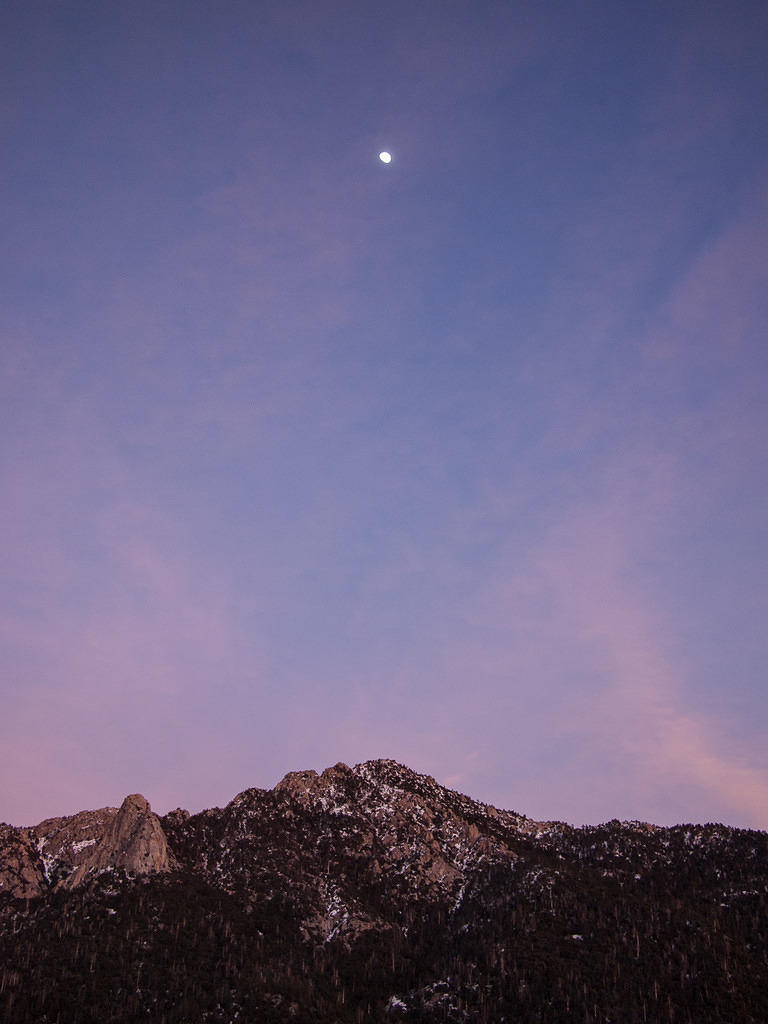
[645,179,768,364]
[502,432,768,827]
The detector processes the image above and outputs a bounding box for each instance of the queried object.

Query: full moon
[378,151,392,163]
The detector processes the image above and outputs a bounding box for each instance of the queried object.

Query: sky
[2,0,768,830]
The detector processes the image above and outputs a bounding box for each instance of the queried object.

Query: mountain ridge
[1,757,763,901]
[2,758,768,1022]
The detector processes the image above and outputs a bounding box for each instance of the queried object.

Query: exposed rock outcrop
[0,824,45,898]
[35,807,117,887]
[273,762,353,809]
[273,767,323,807]
[61,793,171,889]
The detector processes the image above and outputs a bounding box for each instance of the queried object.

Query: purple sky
[3,1,768,830]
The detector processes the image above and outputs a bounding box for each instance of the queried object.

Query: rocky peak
[62,793,171,890]
[272,762,355,810]
[273,768,321,806]
[320,761,352,783]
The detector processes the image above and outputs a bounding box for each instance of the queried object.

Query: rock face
[0,825,45,899]
[0,795,170,894]
[62,794,170,889]
[35,807,118,889]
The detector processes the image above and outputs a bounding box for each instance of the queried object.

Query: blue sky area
[2,0,768,828]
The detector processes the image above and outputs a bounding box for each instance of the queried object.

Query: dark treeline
[2,842,767,1023]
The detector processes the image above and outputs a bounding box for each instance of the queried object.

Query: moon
[378,151,392,164]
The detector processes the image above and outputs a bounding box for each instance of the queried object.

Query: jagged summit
[273,758,420,795]
[61,792,171,890]
[267,757,522,826]
[0,793,170,897]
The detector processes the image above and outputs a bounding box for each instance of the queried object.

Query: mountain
[1,759,767,1023]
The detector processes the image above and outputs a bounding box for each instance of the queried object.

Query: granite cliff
[0,793,170,897]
